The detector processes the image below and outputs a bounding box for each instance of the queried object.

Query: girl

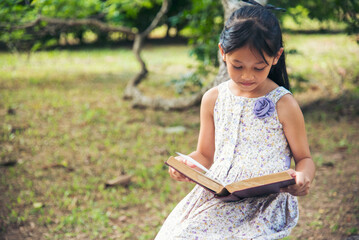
[156,3,315,239]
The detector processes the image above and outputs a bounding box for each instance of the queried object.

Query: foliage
[32,0,102,18]
[272,0,358,34]
[179,0,357,72]
[0,0,33,51]
[169,72,203,94]
[0,0,170,51]
[337,0,359,35]
[180,0,224,67]
[0,0,103,51]
[105,0,163,31]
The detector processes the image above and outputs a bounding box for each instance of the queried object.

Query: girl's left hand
[281,169,312,196]
[168,156,196,182]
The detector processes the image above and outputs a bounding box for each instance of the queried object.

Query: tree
[336,0,359,35]
[1,0,356,110]
[0,0,261,110]
[271,0,358,34]
[0,0,108,51]
[0,0,34,52]
[123,0,257,110]
[0,0,181,51]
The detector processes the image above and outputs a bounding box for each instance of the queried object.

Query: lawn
[0,34,358,239]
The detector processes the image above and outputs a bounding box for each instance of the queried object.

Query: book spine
[217,179,296,202]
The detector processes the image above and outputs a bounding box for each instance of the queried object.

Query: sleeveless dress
[155,80,299,240]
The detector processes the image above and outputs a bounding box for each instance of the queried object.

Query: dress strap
[266,86,292,104]
[215,80,230,99]
[217,80,229,94]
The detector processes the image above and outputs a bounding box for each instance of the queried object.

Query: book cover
[165,156,295,202]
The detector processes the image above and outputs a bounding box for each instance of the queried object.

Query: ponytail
[269,50,290,90]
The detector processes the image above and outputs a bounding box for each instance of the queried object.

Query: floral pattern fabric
[155,80,299,240]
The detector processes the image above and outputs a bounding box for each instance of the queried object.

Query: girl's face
[219,44,283,96]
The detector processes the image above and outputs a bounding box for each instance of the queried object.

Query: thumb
[183,159,196,168]
[286,169,296,178]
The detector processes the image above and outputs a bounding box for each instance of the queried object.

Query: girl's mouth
[240,82,254,86]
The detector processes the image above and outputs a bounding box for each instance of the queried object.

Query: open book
[165,156,295,202]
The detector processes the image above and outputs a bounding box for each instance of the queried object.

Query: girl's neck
[229,78,278,98]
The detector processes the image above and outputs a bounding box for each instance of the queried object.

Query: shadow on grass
[302,89,359,120]
[0,36,189,53]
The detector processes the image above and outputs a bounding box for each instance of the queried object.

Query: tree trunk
[122,0,170,100]
[124,0,261,110]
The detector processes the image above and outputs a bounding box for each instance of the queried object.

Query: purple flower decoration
[253,97,275,119]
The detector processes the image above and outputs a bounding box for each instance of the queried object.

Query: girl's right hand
[168,156,196,182]
[281,169,312,196]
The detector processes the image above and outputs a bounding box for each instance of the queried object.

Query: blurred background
[0,0,358,239]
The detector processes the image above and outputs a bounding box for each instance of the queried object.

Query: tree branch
[123,0,247,110]
[4,16,135,36]
[131,62,229,110]
[141,0,169,37]
[123,0,170,100]
[123,0,235,110]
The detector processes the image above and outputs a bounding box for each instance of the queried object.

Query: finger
[294,188,310,196]
[173,171,184,180]
[186,177,195,183]
[170,169,189,182]
[286,169,296,178]
[288,186,311,196]
[287,184,299,192]
[281,183,294,192]
[169,167,181,177]
[171,168,180,176]
[169,167,181,179]
[295,181,310,193]
[168,166,195,182]
[175,156,185,162]
[185,177,194,182]
[282,185,300,195]
[281,184,298,193]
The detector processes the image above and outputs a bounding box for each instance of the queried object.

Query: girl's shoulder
[276,93,299,110]
[201,86,219,115]
[276,93,303,126]
[203,86,219,103]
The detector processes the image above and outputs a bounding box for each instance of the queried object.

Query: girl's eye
[233,66,242,70]
[254,67,266,71]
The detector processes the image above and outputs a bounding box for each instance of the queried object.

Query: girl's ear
[273,47,284,65]
[218,43,226,61]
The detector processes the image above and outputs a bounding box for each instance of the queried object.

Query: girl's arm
[169,87,218,182]
[277,94,316,196]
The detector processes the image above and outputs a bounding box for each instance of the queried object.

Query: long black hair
[219,5,290,90]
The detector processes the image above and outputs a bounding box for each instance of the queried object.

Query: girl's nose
[241,71,254,80]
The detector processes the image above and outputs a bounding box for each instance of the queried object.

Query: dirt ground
[291,149,359,239]
[289,93,359,240]
[1,93,359,240]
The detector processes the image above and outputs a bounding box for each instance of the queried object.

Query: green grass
[0,34,359,239]
[0,44,199,239]
[284,34,359,94]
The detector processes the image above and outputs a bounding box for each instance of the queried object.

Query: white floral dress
[155,80,299,240]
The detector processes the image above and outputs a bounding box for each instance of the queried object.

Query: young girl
[156,3,315,239]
